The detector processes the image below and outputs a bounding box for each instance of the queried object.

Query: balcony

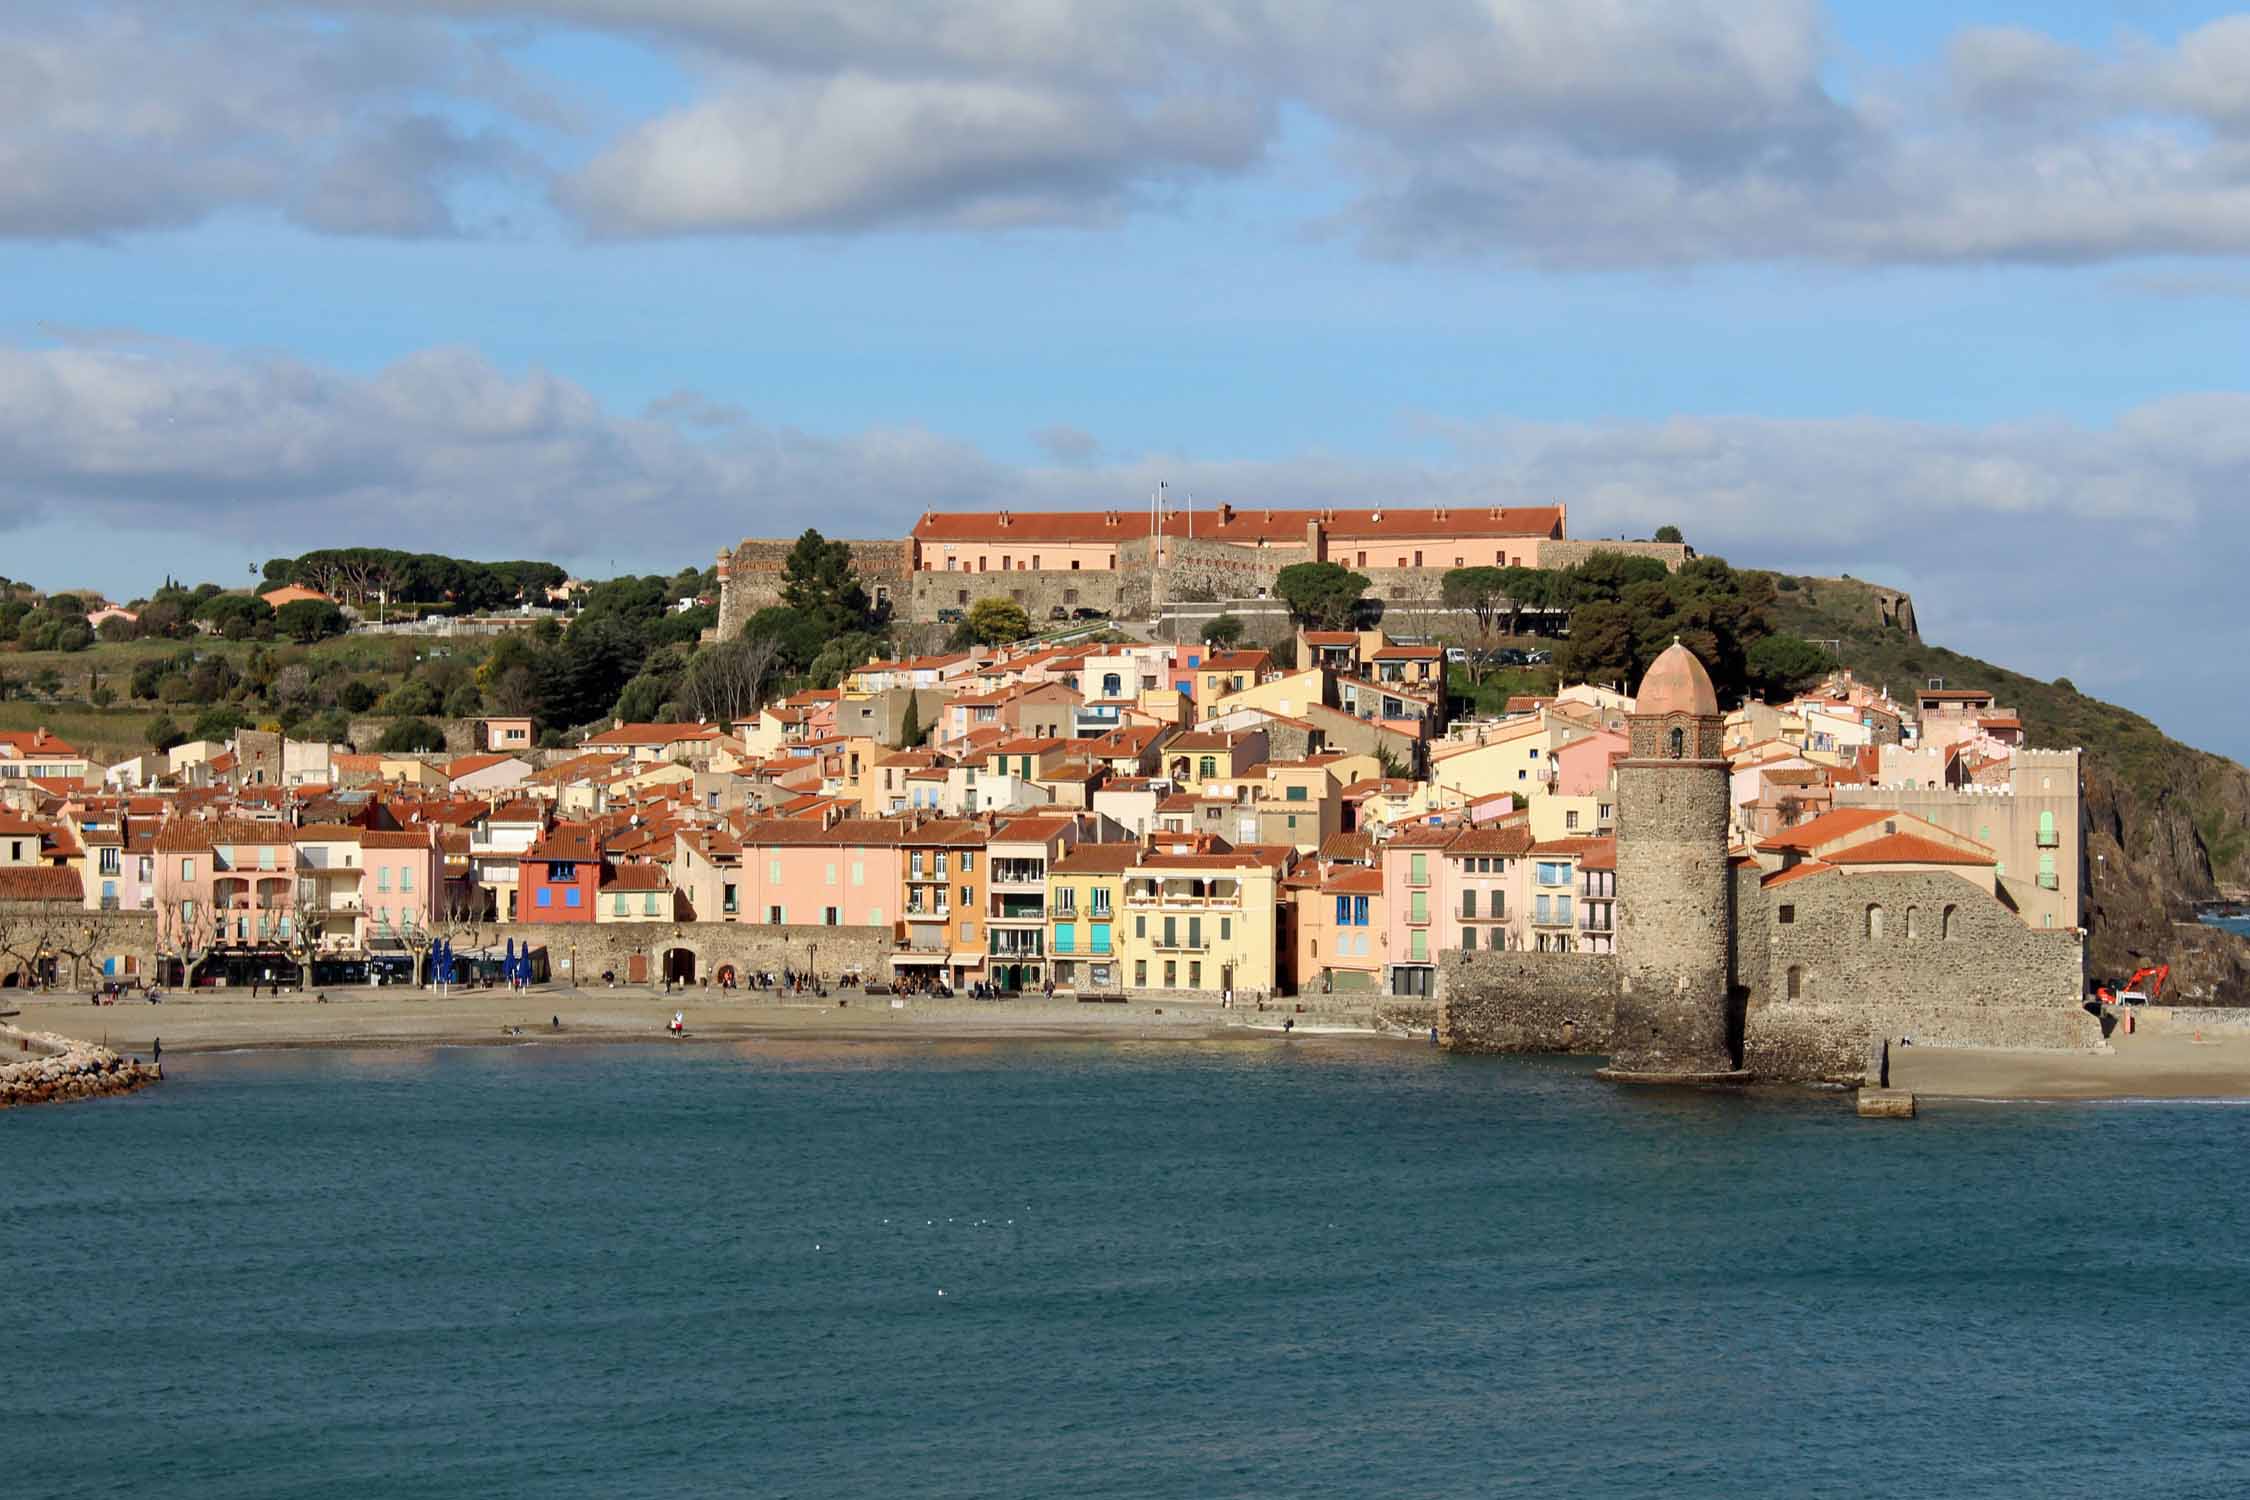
[990,860,1047,888]
[988,936,1046,959]
[904,903,952,920]
[991,896,1046,922]
[2037,830,2060,848]
[1579,913,1613,934]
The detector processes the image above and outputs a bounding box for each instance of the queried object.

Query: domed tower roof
[1635,639,1719,718]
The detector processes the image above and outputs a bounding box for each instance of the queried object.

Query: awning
[891,952,948,965]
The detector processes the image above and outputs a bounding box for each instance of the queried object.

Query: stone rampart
[0,1025,160,1109]
[1437,950,1619,1053]
[906,568,1148,623]
[1537,540,1692,572]
[0,904,160,991]
[717,538,914,639]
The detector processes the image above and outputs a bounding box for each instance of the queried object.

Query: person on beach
[153,1037,161,1066]
[1284,1017,1295,1036]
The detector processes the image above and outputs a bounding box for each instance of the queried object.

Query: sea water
[7,1041,2249,1499]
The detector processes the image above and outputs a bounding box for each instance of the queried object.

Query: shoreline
[7,987,1419,1060]
[19,989,2250,1102]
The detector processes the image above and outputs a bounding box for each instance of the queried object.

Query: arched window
[1101,672,1122,697]
[2038,810,2057,846]
[1905,906,1920,940]
[1941,904,1958,940]
[1668,726,1685,759]
[1865,903,1885,940]
[1198,756,1217,778]
[1786,964,1805,1000]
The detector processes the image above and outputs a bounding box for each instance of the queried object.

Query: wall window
[613,894,629,916]
[181,858,196,881]
[400,867,414,892]
[377,867,392,892]
[1778,904,1795,925]
[1786,965,1805,1000]
[1942,904,1957,940]
[644,893,661,916]
[1905,906,1920,939]
[1865,903,1884,940]
[770,905,784,923]
[1461,927,1476,951]
[536,887,553,908]
[564,887,581,908]
[1410,853,1429,887]
[824,906,840,926]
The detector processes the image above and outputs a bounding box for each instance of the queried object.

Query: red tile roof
[1825,833,1995,867]
[0,867,82,901]
[910,506,1563,546]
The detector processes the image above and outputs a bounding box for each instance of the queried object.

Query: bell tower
[1600,640,1746,1084]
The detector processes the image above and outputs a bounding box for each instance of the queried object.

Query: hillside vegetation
[1768,573,2250,1002]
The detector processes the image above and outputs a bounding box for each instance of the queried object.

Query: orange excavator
[2097,964,2169,1005]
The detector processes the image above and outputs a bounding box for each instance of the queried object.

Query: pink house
[1379,822,1541,995]
[360,827,443,947]
[1551,729,1629,798]
[153,819,297,979]
[734,819,906,933]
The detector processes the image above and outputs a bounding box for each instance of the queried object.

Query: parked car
[1048,605,1070,621]
[1071,606,1109,620]
[1444,647,1469,665]
[936,608,964,623]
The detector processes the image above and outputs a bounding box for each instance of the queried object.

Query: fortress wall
[717,538,914,639]
[907,568,1150,623]
[1437,949,1618,1053]
[1536,540,1693,573]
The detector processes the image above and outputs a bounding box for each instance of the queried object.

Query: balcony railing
[2037,873,2059,891]
[2037,830,2060,847]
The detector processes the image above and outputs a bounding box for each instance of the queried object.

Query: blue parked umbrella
[504,937,516,984]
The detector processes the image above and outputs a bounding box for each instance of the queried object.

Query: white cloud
[23,1,2250,265]
[0,2,551,237]
[564,72,1266,235]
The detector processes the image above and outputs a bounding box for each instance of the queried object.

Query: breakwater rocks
[0,1027,160,1110]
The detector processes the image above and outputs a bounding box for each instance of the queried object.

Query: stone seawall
[0,1025,160,1109]
[1437,950,1619,1054]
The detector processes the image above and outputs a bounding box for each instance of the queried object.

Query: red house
[521,823,601,923]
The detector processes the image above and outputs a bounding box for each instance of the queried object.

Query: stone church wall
[1734,864,2094,1080]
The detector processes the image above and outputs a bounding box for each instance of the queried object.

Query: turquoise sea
[8,1040,2250,1498]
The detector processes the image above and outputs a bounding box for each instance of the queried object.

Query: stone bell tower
[1599,640,1746,1084]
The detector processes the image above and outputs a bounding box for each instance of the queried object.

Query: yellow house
[1047,843,1139,992]
[1192,650,1276,719]
[1208,667,1329,723]
[1114,841,1291,998]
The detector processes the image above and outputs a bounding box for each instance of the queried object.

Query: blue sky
[2,1,2248,756]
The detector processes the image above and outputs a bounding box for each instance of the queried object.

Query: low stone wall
[1744,1002,2103,1083]
[489,920,900,983]
[1437,950,1619,1054]
[0,1025,160,1109]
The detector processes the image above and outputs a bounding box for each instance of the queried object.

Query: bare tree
[0,903,62,990]
[158,895,219,986]
[681,635,783,724]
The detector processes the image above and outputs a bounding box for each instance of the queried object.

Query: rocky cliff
[1770,575,2250,1005]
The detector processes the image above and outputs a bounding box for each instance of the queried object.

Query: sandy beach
[5,985,1408,1057]
[16,988,2250,1100]
[1892,1024,2250,1101]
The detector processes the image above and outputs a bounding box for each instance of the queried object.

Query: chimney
[1218,503,1234,526]
[998,510,1012,527]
